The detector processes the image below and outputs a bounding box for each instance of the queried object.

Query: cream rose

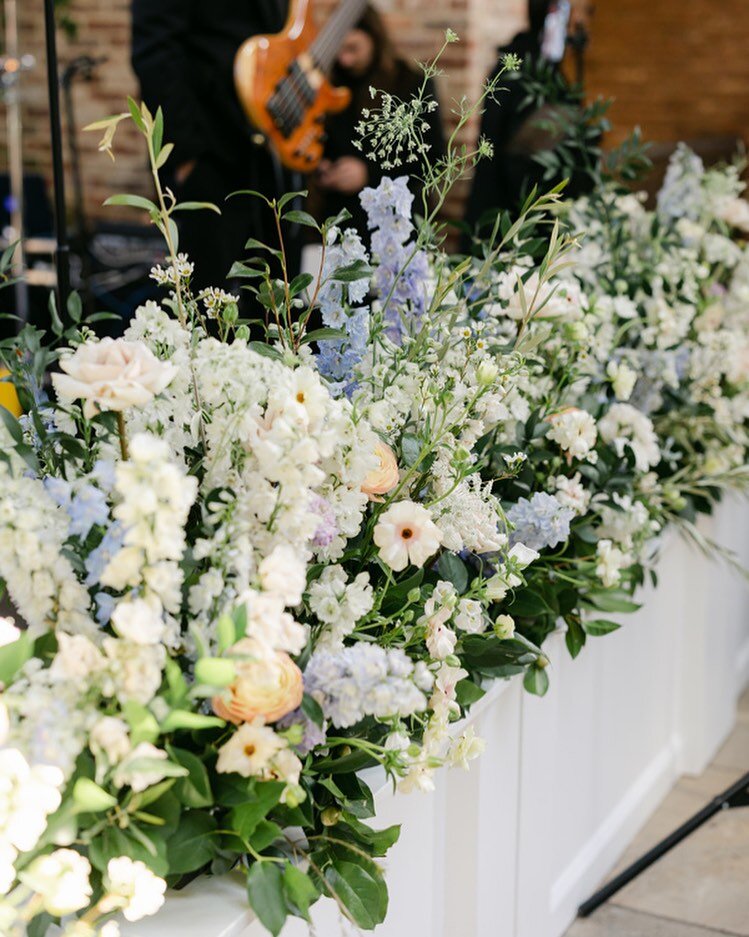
[212,638,303,724]
[361,441,399,499]
[52,338,177,418]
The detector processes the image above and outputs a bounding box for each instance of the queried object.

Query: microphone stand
[567,23,589,89]
[42,0,71,317]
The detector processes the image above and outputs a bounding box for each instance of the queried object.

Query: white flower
[547,408,597,460]
[113,742,169,793]
[90,716,131,765]
[49,633,104,682]
[448,726,486,770]
[0,748,64,853]
[111,595,165,645]
[103,856,166,922]
[215,720,286,777]
[454,598,486,634]
[52,338,177,418]
[508,543,540,568]
[595,539,632,588]
[718,196,749,233]
[495,614,515,639]
[0,840,17,895]
[0,616,20,647]
[606,361,637,401]
[20,849,92,916]
[552,473,591,515]
[425,619,457,659]
[258,545,306,606]
[598,403,660,472]
[373,501,443,571]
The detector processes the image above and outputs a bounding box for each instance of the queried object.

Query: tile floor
[566,690,749,937]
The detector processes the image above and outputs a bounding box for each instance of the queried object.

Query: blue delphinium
[85,521,125,587]
[361,176,429,338]
[44,477,109,541]
[506,492,575,552]
[303,644,430,729]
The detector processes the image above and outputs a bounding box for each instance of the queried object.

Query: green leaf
[104,193,159,212]
[122,700,160,744]
[325,854,387,929]
[251,819,284,852]
[340,816,401,856]
[89,825,169,877]
[67,291,83,323]
[168,746,213,808]
[248,342,283,361]
[73,777,117,812]
[582,618,621,636]
[524,666,549,697]
[229,782,284,844]
[301,327,348,345]
[277,190,308,212]
[247,862,287,937]
[564,618,586,658]
[127,96,146,132]
[301,693,324,728]
[0,629,32,685]
[159,710,225,733]
[331,261,371,282]
[400,433,422,468]
[437,553,469,593]
[152,106,164,157]
[283,209,319,228]
[48,291,64,336]
[283,864,319,921]
[154,142,174,169]
[581,591,640,614]
[456,678,485,708]
[173,201,221,214]
[166,811,218,874]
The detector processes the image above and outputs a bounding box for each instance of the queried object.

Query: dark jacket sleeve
[131,0,209,165]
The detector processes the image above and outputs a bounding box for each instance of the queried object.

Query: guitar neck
[310,0,370,73]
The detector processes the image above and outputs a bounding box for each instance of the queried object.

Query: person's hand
[175,159,197,185]
[317,157,368,195]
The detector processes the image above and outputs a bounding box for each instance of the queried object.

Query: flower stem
[116,411,129,460]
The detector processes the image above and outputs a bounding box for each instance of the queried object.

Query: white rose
[52,338,177,419]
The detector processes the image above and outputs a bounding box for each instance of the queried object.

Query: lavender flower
[44,478,109,541]
[276,708,326,756]
[506,492,575,552]
[85,522,125,587]
[309,494,338,549]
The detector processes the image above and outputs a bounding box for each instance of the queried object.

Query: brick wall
[2,0,748,230]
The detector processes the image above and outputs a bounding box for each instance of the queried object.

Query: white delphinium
[0,467,94,638]
[598,403,660,472]
[309,565,374,649]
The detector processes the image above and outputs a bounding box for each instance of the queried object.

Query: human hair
[331,3,403,100]
[529,0,553,38]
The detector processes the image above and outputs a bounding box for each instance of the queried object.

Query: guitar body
[234,0,352,174]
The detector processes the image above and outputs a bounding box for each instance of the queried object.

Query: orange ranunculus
[361,441,399,499]
[0,369,21,417]
[212,638,303,724]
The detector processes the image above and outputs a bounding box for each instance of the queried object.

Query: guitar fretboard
[310,0,370,73]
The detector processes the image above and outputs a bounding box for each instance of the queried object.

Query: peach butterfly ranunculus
[51,338,177,419]
[212,638,304,725]
[361,441,400,499]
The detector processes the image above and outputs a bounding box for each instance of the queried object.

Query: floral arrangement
[1,57,749,936]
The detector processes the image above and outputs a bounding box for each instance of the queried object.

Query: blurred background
[1,0,748,322]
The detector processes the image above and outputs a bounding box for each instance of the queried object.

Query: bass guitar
[234,0,368,174]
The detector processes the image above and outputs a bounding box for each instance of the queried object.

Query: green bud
[222,302,239,325]
[235,324,251,341]
[321,806,341,827]
[283,785,306,810]
[73,778,117,813]
[195,657,236,687]
[407,588,422,604]
[445,654,461,667]
[280,723,304,746]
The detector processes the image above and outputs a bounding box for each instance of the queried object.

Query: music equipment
[234,0,368,174]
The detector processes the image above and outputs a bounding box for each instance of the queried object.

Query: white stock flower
[111,595,165,645]
[454,599,486,634]
[90,716,131,765]
[52,338,177,419]
[595,539,632,588]
[606,361,637,401]
[373,501,443,572]
[598,403,660,472]
[103,857,166,922]
[448,726,486,770]
[49,633,104,683]
[547,408,597,460]
[258,545,306,606]
[20,848,92,916]
[0,748,64,854]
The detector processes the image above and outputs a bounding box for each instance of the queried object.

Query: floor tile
[611,807,749,935]
[713,723,749,773]
[566,905,734,937]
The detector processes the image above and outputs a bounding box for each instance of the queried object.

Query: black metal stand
[43,0,70,315]
[578,770,749,918]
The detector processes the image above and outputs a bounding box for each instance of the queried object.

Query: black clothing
[309,65,445,239]
[131,0,293,291]
[464,31,590,241]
